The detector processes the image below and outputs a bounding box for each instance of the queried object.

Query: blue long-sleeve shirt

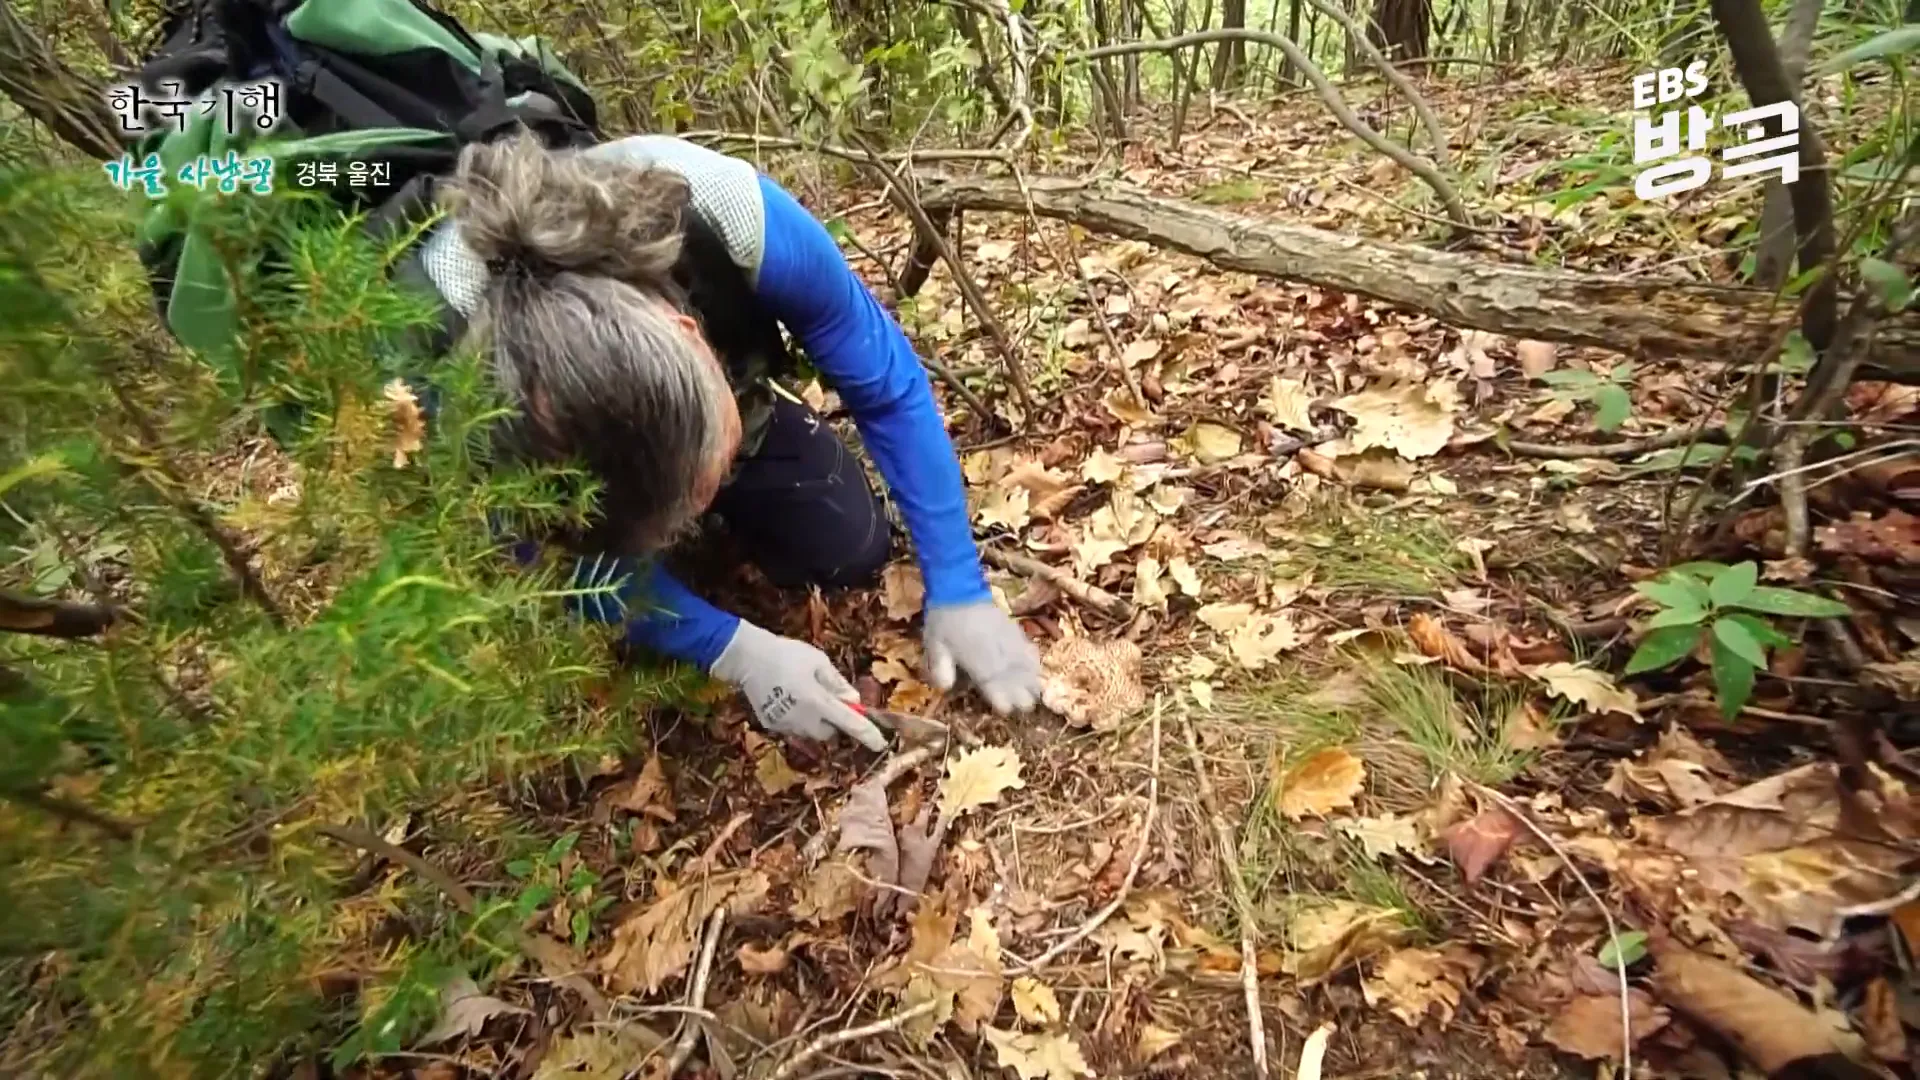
[555,153,990,669]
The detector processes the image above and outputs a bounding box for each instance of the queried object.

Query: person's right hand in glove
[709,620,888,751]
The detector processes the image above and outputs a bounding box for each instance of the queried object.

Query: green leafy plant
[1538,363,1636,433]
[1624,561,1850,718]
[507,831,613,950]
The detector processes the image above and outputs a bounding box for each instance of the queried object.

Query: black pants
[706,397,893,589]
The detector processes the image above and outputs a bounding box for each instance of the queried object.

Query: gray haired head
[441,130,740,557]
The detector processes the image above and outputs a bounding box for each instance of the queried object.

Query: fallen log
[916,176,1919,376]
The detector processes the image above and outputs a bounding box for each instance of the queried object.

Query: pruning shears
[847,702,950,749]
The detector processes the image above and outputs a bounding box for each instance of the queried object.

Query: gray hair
[441,130,733,557]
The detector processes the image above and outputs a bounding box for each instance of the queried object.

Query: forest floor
[331,61,1917,1080]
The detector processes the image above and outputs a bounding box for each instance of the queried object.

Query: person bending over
[406,130,1040,750]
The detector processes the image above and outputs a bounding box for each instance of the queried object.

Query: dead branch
[0,4,123,160]
[915,176,1920,373]
[980,546,1134,621]
[1710,0,1838,353]
[1009,697,1160,975]
[1179,706,1269,1079]
[3,787,141,839]
[763,998,944,1080]
[666,907,727,1075]
[1506,426,1727,461]
[0,590,119,639]
[1066,29,1472,229]
[1301,0,1451,160]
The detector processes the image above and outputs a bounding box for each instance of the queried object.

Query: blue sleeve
[752,175,991,609]
[570,554,739,671]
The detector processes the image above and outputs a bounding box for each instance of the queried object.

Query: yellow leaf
[1525,662,1642,720]
[598,870,769,994]
[1070,529,1130,576]
[1226,611,1302,670]
[1196,602,1253,632]
[1167,556,1202,598]
[1265,376,1315,433]
[1186,422,1242,465]
[1279,748,1366,820]
[977,486,1031,532]
[1132,556,1168,611]
[1122,338,1161,366]
[1103,384,1157,426]
[1081,446,1126,485]
[938,745,1026,818]
[384,379,425,468]
[1336,813,1422,859]
[1136,1023,1184,1062]
[983,1028,1095,1080]
[1330,380,1460,460]
[1012,977,1063,1026]
[1362,945,1485,1029]
[753,743,803,796]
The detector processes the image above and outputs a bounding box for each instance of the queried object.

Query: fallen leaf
[1227,611,1302,670]
[982,1027,1095,1080]
[1082,446,1127,484]
[1364,945,1485,1029]
[1443,808,1521,884]
[1516,339,1560,377]
[1526,662,1642,720]
[1332,380,1461,460]
[1132,555,1169,611]
[1122,339,1161,367]
[1186,422,1243,465]
[753,743,804,796]
[532,1025,665,1080]
[1287,901,1410,984]
[1446,329,1500,379]
[1011,976,1063,1026]
[736,942,790,974]
[888,806,939,919]
[977,485,1032,532]
[939,745,1027,818]
[1279,748,1366,820]
[419,975,529,1045]
[1266,376,1315,433]
[384,379,425,468]
[1338,813,1423,859]
[1297,1022,1335,1080]
[1649,934,1839,1073]
[882,563,925,620]
[837,780,901,890]
[1816,509,1920,566]
[609,754,676,822]
[1135,1023,1183,1062]
[1167,557,1202,597]
[1070,528,1130,576]
[1544,991,1669,1061]
[598,871,769,994]
[1196,601,1253,632]
[1408,612,1488,674]
[789,858,863,925]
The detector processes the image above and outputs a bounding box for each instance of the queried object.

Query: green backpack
[127,0,601,359]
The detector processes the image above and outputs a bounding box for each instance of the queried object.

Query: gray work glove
[711,621,887,751]
[923,601,1042,714]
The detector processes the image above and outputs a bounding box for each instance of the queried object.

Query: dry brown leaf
[1167,556,1202,598]
[1649,935,1837,1073]
[598,871,769,995]
[982,1028,1095,1080]
[1279,748,1366,820]
[1443,808,1521,884]
[890,807,939,919]
[1544,991,1669,1061]
[1286,901,1411,984]
[752,741,803,797]
[609,754,676,822]
[837,780,900,889]
[789,858,863,925]
[384,378,426,468]
[1133,555,1169,611]
[1185,422,1243,465]
[1011,976,1063,1026]
[1363,945,1485,1029]
[882,563,925,621]
[419,975,529,1045]
[1408,612,1488,674]
[1227,610,1302,670]
[1082,446,1127,484]
[736,942,790,974]
[939,745,1027,818]
[1122,339,1162,367]
[1135,1023,1184,1062]
[1331,380,1461,460]
[977,485,1031,532]
[901,904,1005,1037]
[1337,813,1423,859]
[532,1025,665,1080]
[1526,662,1642,720]
[1266,376,1315,433]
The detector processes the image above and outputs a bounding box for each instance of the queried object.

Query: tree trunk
[916,176,1920,375]
[1280,0,1305,84]
[0,3,124,160]
[1212,0,1248,88]
[1754,0,1825,289]
[1367,0,1434,61]
[1498,0,1528,62]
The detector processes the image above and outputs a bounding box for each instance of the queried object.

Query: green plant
[507,831,613,950]
[1538,363,1637,433]
[1623,561,1850,718]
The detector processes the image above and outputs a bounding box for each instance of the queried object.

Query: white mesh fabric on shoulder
[584,136,767,285]
[416,135,769,318]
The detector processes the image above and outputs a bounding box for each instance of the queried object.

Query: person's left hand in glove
[923,600,1042,714]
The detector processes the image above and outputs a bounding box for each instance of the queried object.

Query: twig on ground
[666,907,728,1076]
[1506,425,1725,461]
[1009,697,1160,975]
[980,546,1133,621]
[1471,784,1633,1079]
[1066,29,1472,229]
[764,998,944,1080]
[1179,705,1269,1080]
[690,810,755,876]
